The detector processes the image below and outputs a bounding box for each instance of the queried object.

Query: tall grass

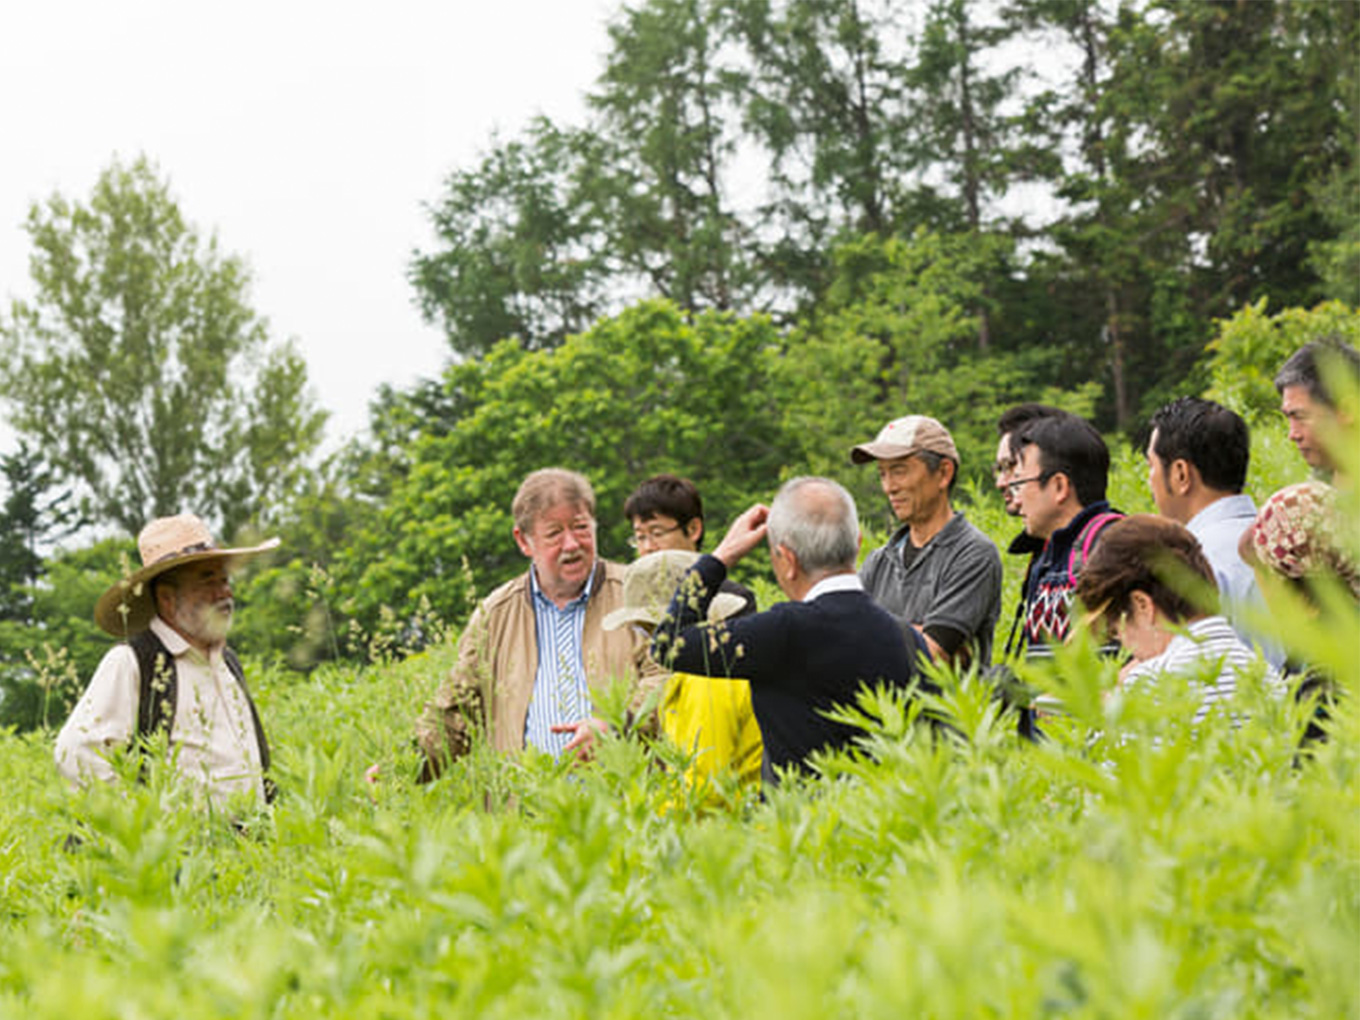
[0,424,1353,1018]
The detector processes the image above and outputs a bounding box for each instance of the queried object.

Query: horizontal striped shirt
[1124,615,1275,725]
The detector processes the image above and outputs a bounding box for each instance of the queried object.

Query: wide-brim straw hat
[94,513,280,637]
[603,549,746,631]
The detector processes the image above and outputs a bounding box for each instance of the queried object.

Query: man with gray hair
[651,477,930,787]
[852,414,1002,666]
[57,513,278,811]
[416,468,662,779]
[1274,338,1359,476]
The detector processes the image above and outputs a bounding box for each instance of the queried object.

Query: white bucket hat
[603,549,746,631]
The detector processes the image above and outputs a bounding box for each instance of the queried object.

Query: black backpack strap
[223,646,276,802]
[129,629,177,743]
[129,630,276,803]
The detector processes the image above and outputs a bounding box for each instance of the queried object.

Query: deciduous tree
[334,300,797,642]
[0,156,326,539]
[411,118,613,358]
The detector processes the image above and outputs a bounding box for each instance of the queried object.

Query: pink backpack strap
[1068,511,1123,576]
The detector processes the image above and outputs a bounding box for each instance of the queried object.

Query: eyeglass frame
[627,521,688,549]
[1004,470,1056,497]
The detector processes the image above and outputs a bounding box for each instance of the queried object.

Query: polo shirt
[860,511,1003,665]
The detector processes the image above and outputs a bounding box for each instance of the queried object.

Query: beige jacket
[417,559,662,779]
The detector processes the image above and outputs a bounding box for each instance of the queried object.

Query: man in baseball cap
[56,513,279,810]
[852,415,1002,667]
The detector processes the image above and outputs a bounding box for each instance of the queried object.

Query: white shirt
[54,617,266,808]
[1185,495,1282,667]
[1123,615,1279,725]
[1185,495,1258,608]
[803,571,865,602]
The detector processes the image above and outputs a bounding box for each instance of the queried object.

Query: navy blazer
[652,554,929,786]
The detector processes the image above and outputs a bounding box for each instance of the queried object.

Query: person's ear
[684,518,703,548]
[1170,458,1193,496]
[1051,472,1073,505]
[1128,589,1156,625]
[939,458,956,490]
[513,526,533,559]
[152,581,172,619]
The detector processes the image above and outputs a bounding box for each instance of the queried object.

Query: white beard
[176,597,234,647]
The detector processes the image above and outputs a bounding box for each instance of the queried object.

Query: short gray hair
[512,468,595,534]
[766,477,859,575]
[1274,338,1360,409]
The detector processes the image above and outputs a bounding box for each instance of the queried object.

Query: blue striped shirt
[522,567,596,757]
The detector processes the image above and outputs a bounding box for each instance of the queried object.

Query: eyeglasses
[628,522,685,549]
[533,519,596,547]
[1004,471,1054,497]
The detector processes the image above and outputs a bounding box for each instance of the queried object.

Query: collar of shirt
[888,511,962,553]
[149,614,223,664]
[1186,493,1257,534]
[150,615,189,653]
[803,572,864,602]
[529,560,596,609]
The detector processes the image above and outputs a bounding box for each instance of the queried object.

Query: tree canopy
[0,156,327,540]
[409,0,1357,429]
[2,0,1357,682]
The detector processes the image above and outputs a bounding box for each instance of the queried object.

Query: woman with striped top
[1076,515,1274,724]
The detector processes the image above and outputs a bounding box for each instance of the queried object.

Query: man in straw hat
[603,549,761,798]
[851,414,1002,668]
[55,513,279,808]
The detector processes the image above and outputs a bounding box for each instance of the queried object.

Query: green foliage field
[1,620,1354,1018]
[3,423,1356,1018]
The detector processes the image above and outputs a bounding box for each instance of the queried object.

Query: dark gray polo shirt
[859,511,1003,666]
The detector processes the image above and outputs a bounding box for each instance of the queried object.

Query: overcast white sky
[0,0,615,452]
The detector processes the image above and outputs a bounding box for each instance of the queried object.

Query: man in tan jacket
[416,468,662,780]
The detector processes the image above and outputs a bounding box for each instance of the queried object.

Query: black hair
[1013,414,1109,507]
[1149,396,1249,494]
[996,403,1067,438]
[623,474,704,545]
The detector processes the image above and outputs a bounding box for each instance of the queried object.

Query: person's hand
[912,624,946,663]
[551,716,610,762]
[714,504,770,568]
